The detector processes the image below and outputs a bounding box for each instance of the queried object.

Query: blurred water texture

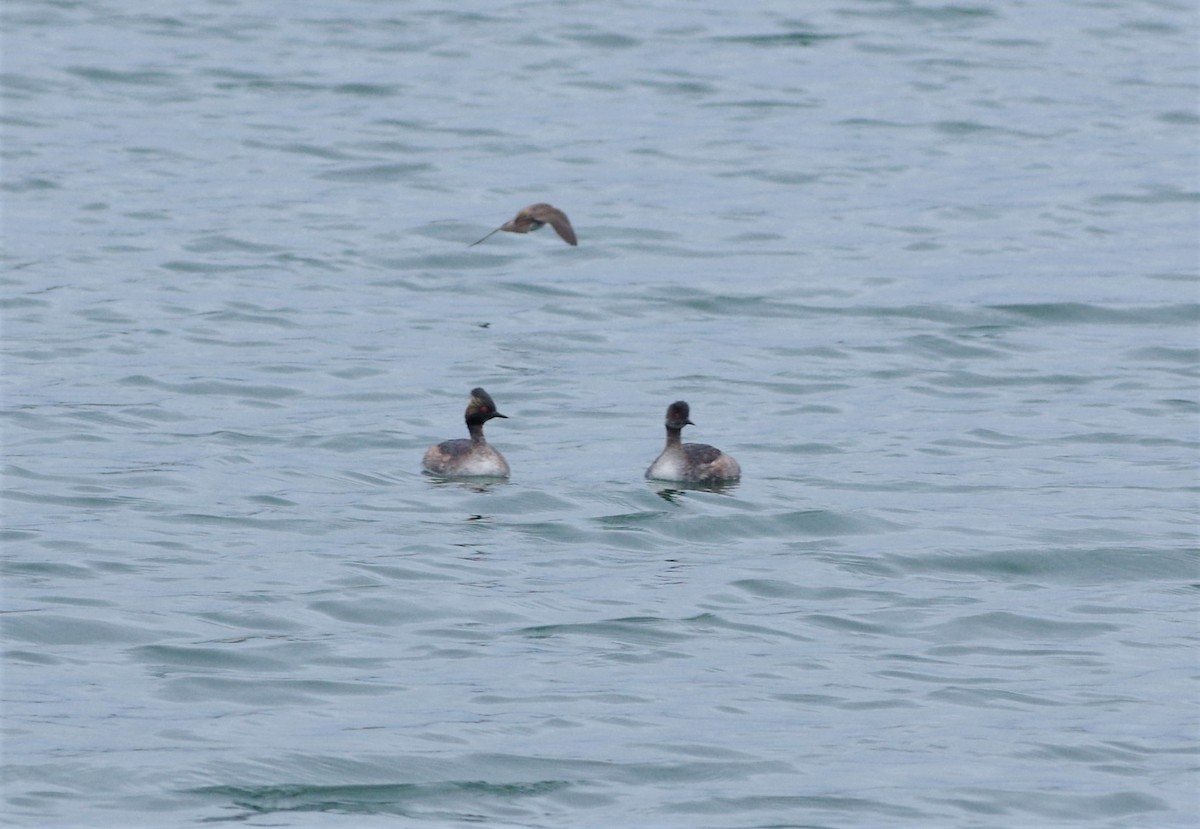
[3,0,1198,826]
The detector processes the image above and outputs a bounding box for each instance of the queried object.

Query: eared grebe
[422,387,510,477]
[646,400,741,483]
[469,203,577,247]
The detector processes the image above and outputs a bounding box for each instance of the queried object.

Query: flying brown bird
[469,203,577,247]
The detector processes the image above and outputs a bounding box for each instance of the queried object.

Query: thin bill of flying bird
[469,203,578,247]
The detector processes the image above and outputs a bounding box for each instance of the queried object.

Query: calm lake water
[3,0,1198,826]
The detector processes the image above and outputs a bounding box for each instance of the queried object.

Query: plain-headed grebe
[646,400,741,483]
[422,387,510,478]
[469,203,577,247]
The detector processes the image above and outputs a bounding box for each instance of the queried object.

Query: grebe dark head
[664,400,694,430]
[465,387,507,426]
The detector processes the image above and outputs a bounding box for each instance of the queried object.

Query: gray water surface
[3,1,1198,827]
